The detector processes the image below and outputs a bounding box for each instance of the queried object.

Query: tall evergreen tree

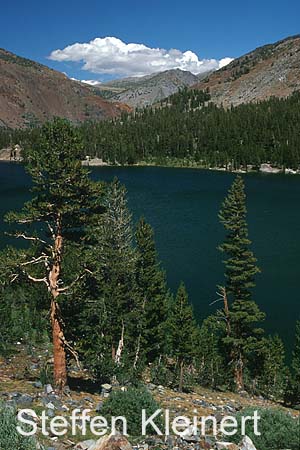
[254,335,287,400]
[218,176,265,391]
[197,315,227,389]
[169,283,198,392]
[135,217,169,362]
[5,118,103,389]
[285,320,300,405]
[291,321,300,379]
[84,178,142,375]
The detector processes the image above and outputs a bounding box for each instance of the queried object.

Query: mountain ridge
[2,34,300,127]
[95,69,202,107]
[0,48,130,128]
[193,34,300,106]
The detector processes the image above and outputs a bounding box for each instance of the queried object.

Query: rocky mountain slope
[0,49,130,128]
[1,345,298,450]
[96,69,200,107]
[193,35,300,106]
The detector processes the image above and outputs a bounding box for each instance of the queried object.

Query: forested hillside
[2,88,300,170]
[78,89,300,169]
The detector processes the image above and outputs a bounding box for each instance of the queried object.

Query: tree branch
[57,268,93,292]
[9,233,47,245]
[20,254,49,267]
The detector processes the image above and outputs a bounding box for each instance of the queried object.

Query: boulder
[16,394,34,406]
[44,384,54,394]
[101,383,112,397]
[239,435,257,450]
[74,440,96,450]
[88,434,132,450]
[216,442,239,450]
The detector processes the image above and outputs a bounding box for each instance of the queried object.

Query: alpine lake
[1,163,299,353]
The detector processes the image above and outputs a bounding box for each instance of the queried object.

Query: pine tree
[5,118,103,390]
[219,176,260,301]
[169,283,198,392]
[197,315,227,389]
[218,176,265,391]
[291,321,300,377]
[135,217,169,362]
[255,335,287,400]
[285,320,300,405]
[85,178,142,375]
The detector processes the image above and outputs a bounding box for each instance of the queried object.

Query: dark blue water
[1,163,299,350]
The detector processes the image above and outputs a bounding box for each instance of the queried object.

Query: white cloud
[49,36,233,77]
[219,57,234,69]
[81,80,102,86]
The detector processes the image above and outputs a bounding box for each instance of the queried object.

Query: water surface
[1,163,299,351]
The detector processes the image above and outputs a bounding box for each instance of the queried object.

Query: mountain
[193,35,300,106]
[96,69,200,107]
[0,48,130,128]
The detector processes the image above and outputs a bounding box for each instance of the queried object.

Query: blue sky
[1,0,299,81]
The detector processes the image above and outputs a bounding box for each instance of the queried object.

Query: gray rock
[101,383,112,392]
[10,392,22,398]
[33,381,43,389]
[16,394,33,405]
[192,399,210,408]
[239,435,257,450]
[46,408,55,418]
[44,384,54,394]
[216,442,238,449]
[74,441,96,450]
[45,402,55,410]
[95,401,103,412]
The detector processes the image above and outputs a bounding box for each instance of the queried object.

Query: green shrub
[101,386,162,436]
[150,359,176,387]
[0,403,37,450]
[233,407,300,450]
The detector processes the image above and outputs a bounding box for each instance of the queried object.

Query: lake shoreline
[1,157,299,176]
[81,158,300,176]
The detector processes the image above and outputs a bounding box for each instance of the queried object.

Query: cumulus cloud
[81,80,102,86]
[49,37,233,77]
[219,57,234,69]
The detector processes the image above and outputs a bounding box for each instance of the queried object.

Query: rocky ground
[0,345,298,450]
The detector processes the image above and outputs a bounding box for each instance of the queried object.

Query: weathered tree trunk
[179,359,184,392]
[115,321,125,365]
[234,352,244,392]
[48,217,67,390]
[50,299,67,390]
[222,288,231,336]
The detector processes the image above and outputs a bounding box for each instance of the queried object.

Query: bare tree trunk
[221,288,244,391]
[48,217,67,390]
[50,299,67,390]
[133,334,141,369]
[222,287,231,336]
[179,359,184,392]
[234,352,244,392]
[115,321,125,365]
